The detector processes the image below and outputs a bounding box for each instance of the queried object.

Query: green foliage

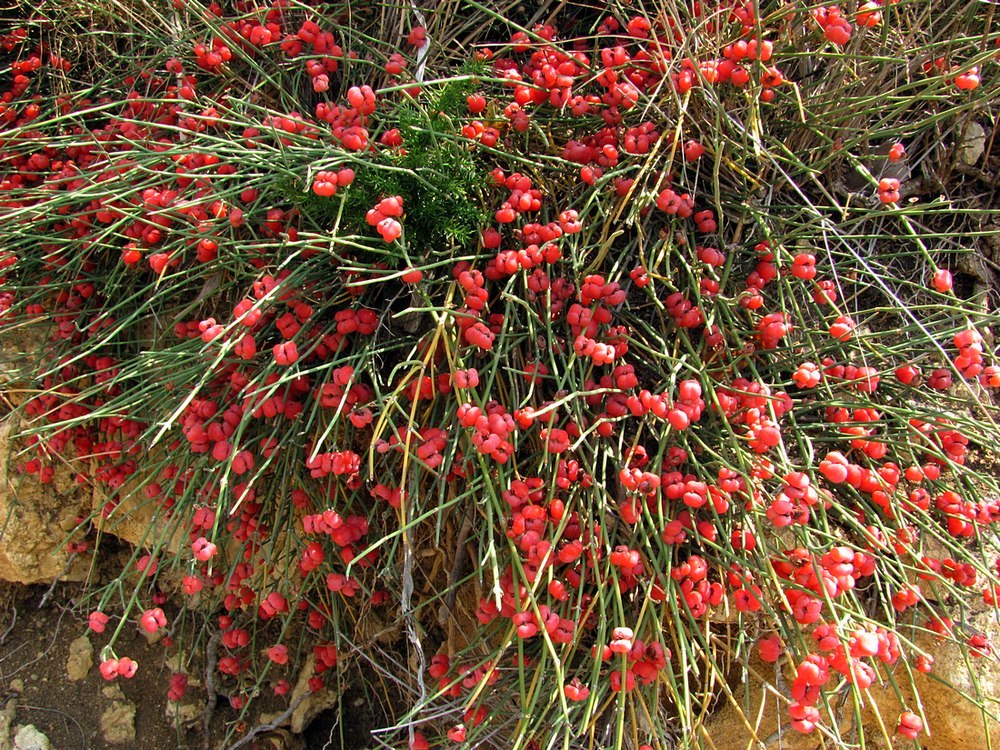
[2,2,1000,750]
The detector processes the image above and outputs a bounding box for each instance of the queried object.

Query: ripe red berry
[139,607,167,633]
[856,1,881,26]
[467,94,487,114]
[758,635,783,662]
[897,711,923,739]
[117,657,138,678]
[267,644,289,664]
[790,253,817,280]
[878,177,901,204]
[564,678,590,701]
[273,341,299,365]
[927,368,952,390]
[954,68,980,91]
[191,536,217,561]
[100,659,120,680]
[89,611,110,633]
[932,268,953,292]
[829,315,854,340]
[400,267,423,284]
[407,26,427,48]
[683,140,705,162]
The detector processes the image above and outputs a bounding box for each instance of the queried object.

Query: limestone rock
[101,683,125,701]
[958,121,986,166]
[165,699,201,728]
[0,325,48,404]
[0,325,183,583]
[100,697,137,745]
[249,728,305,749]
[259,711,289,727]
[96,481,184,556]
[289,654,338,734]
[702,655,841,750]
[65,634,93,681]
[12,725,52,750]
[0,701,16,750]
[866,604,1000,749]
[0,417,93,584]
[704,604,1000,750]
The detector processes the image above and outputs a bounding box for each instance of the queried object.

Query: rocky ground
[0,583,385,750]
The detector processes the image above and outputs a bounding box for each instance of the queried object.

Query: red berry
[758,635,784,662]
[267,644,289,664]
[829,315,854,340]
[954,68,980,91]
[897,711,923,739]
[932,268,952,292]
[89,611,110,633]
[408,26,427,48]
[100,659,120,680]
[400,267,423,284]
[683,140,705,162]
[191,536,217,561]
[273,341,299,365]
[467,94,487,114]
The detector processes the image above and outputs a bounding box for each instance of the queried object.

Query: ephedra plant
[1,0,999,747]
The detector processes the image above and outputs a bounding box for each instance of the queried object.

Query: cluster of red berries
[2,2,997,746]
[813,5,853,46]
[311,167,355,197]
[366,195,404,242]
[878,176,901,204]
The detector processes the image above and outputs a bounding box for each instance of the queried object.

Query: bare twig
[438,504,474,626]
[38,551,78,609]
[17,704,87,750]
[0,604,16,648]
[202,631,222,750]
[401,470,427,750]
[224,694,307,750]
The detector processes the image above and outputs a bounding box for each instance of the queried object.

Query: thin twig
[401,469,427,750]
[38,551,78,609]
[438,504,474,626]
[202,631,222,750]
[224,694,307,750]
[17,704,87,750]
[0,604,16,648]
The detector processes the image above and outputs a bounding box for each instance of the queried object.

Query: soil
[0,582,381,750]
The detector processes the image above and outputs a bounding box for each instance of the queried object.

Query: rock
[958,121,986,166]
[0,325,183,584]
[248,728,305,749]
[165,699,201,728]
[0,701,16,750]
[101,684,125,701]
[704,603,1000,749]
[289,654,338,734]
[0,414,95,584]
[703,654,841,750]
[100,698,137,745]
[65,634,93,681]
[96,483,184,557]
[866,604,1000,749]
[140,627,164,646]
[97,446,186,560]
[12,725,52,750]
[259,711,289,727]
